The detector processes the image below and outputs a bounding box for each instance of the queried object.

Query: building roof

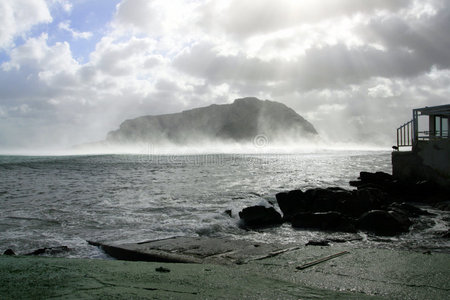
[414,104,450,116]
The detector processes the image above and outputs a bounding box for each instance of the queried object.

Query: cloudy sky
[0,0,449,151]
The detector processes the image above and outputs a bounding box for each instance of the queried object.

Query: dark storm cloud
[174,0,450,93]
[360,3,450,71]
[173,42,433,91]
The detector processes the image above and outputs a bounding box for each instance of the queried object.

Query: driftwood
[296,251,350,270]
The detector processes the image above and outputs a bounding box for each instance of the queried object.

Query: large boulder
[337,188,388,217]
[351,172,401,196]
[357,210,410,236]
[3,249,15,256]
[26,246,70,256]
[276,190,308,220]
[388,202,433,217]
[290,211,356,233]
[359,171,394,184]
[239,205,283,228]
[277,188,355,219]
[306,188,353,213]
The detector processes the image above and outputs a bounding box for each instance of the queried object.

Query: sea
[1,150,449,258]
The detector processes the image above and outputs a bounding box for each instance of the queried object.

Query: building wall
[392,139,450,188]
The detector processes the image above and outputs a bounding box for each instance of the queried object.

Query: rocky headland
[104,97,318,145]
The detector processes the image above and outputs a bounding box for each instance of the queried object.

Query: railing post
[403,124,406,146]
[396,120,415,149]
[407,122,410,145]
[413,109,418,145]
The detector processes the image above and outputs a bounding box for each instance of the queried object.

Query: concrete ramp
[88,236,299,264]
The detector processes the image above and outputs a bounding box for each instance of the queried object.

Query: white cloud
[368,79,396,98]
[89,36,157,77]
[2,33,79,78]
[0,0,52,49]
[115,0,201,38]
[52,0,73,13]
[59,21,93,40]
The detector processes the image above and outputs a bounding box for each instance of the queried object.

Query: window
[442,117,449,138]
[434,116,449,138]
[435,116,441,136]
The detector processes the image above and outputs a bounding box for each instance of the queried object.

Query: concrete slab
[88,236,300,264]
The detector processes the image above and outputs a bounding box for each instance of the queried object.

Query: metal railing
[397,120,413,148]
[417,130,449,140]
[397,121,449,149]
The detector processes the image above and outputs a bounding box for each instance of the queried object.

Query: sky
[0,0,449,152]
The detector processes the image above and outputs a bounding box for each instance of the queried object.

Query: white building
[393,104,450,188]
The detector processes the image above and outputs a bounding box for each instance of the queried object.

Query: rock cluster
[239,171,445,236]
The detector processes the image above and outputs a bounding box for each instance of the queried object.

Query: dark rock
[359,171,394,184]
[414,180,439,196]
[353,172,406,197]
[3,249,15,256]
[326,187,348,192]
[276,190,308,220]
[356,187,390,205]
[357,210,410,236]
[349,180,364,187]
[387,210,413,229]
[239,205,283,227]
[338,188,387,217]
[386,180,447,203]
[306,240,330,246]
[278,188,357,219]
[155,266,170,273]
[291,211,356,233]
[278,186,391,220]
[350,172,448,205]
[433,201,450,211]
[388,202,433,217]
[27,246,70,256]
[306,188,353,213]
[355,183,385,191]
